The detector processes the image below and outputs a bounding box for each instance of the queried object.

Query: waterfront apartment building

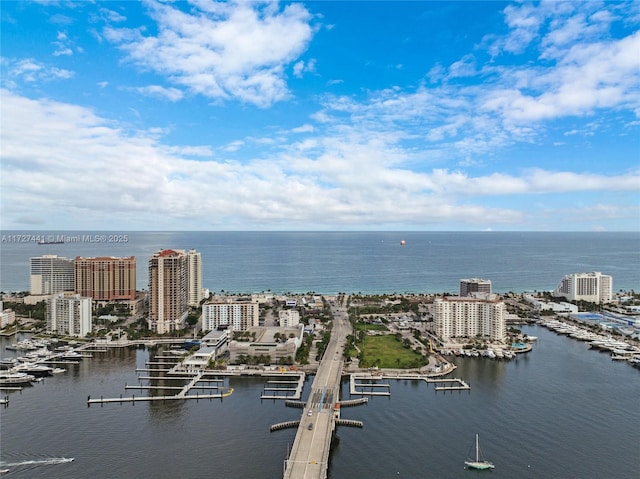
[148,250,188,334]
[30,255,75,295]
[187,249,203,307]
[459,278,492,297]
[75,256,136,302]
[434,295,506,343]
[202,299,259,332]
[552,272,613,304]
[0,301,16,328]
[279,309,300,328]
[46,293,92,338]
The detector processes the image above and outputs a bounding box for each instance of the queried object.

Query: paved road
[283,297,351,479]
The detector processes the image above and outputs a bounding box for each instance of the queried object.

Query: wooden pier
[260,373,305,400]
[125,385,221,391]
[89,361,309,407]
[347,373,471,397]
[88,367,234,406]
[349,374,391,396]
[424,377,471,392]
[0,386,23,392]
[87,389,233,405]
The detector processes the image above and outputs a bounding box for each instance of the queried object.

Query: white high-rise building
[459,278,492,297]
[1,301,17,328]
[148,249,188,334]
[30,255,75,295]
[187,249,203,307]
[46,293,92,337]
[202,300,259,332]
[434,295,506,342]
[553,272,613,304]
[279,309,300,327]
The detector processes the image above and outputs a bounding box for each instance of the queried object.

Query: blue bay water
[1,325,638,478]
[1,231,638,293]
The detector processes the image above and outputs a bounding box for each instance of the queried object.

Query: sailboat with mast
[465,434,495,470]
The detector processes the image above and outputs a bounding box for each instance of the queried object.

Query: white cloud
[104,0,315,107]
[133,85,184,101]
[2,57,74,86]
[223,140,244,152]
[162,145,214,157]
[492,2,546,54]
[2,1,638,231]
[293,61,305,78]
[2,90,638,230]
[49,13,74,26]
[52,30,74,56]
[426,63,446,83]
[482,31,640,123]
[293,58,316,78]
[448,54,476,79]
[295,2,639,177]
[100,7,126,23]
[291,124,314,134]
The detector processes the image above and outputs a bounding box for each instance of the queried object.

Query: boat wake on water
[0,456,74,474]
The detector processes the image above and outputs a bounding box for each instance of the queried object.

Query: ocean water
[1,325,638,478]
[1,231,638,294]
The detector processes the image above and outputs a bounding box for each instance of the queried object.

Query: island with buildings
[2,250,639,479]
[1,250,638,374]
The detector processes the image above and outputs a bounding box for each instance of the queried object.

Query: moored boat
[53,350,84,361]
[0,371,36,386]
[0,358,18,370]
[464,434,495,470]
[12,363,55,377]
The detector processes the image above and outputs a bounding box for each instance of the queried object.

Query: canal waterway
[1,324,638,478]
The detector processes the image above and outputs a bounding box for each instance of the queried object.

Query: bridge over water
[282,298,351,479]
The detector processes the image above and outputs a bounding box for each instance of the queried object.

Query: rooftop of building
[244,325,304,343]
[75,256,135,261]
[440,293,500,302]
[158,249,183,257]
[204,297,257,305]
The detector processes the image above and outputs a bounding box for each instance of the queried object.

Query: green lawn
[358,334,427,369]
[354,323,388,332]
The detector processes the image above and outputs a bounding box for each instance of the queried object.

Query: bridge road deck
[283,299,351,479]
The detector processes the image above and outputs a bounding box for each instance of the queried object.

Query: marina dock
[88,357,308,405]
[261,373,306,400]
[349,374,391,396]
[425,377,471,392]
[87,389,233,405]
[347,372,471,396]
[87,352,237,405]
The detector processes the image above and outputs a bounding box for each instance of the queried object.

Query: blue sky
[1,1,639,231]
